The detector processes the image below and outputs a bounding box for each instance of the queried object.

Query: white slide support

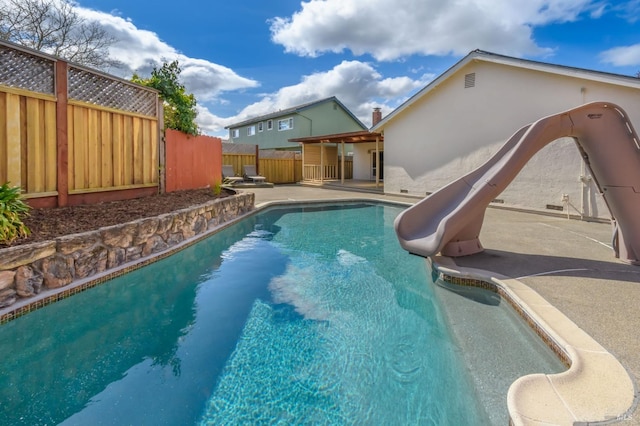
[394,102,640,265]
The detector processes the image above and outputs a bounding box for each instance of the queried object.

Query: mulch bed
[2,188,234,249]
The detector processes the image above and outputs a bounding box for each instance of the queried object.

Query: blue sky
[70,0,640,137]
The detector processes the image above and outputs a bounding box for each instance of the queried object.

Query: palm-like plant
[0,183,31,244]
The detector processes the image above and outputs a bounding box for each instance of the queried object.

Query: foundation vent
[400,189,408,194]
[491,198,504,204]
[464,73,476,88]
[546,204,564,211]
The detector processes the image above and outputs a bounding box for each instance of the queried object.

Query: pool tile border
[429,255,637,425]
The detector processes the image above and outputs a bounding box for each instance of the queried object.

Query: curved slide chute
[394,102,640,265]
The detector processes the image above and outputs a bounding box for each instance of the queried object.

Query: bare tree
[0,0,120,70]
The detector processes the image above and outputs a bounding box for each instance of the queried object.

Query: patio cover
[289,130,384,185]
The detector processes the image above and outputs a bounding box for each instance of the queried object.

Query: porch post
[301,143,306,181]
[375,136,380,188]
[320,140,324,182]
[341,140,345,184]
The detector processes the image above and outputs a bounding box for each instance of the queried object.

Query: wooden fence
[0,41,161,208]
[222,145,351,184]
[165,129,222,192]
[222,143,304,184]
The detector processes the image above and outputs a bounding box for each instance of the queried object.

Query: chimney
[372,107,382,126]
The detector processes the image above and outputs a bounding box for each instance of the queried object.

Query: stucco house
[225,96,367,151]
[372,49,640,220]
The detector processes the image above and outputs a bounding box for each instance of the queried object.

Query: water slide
[394,102,640,265]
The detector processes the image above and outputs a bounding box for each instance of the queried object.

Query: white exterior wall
[352,142,384,180]
[383,61,640,219]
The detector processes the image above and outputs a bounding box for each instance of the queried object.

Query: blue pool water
[0,203,558,425]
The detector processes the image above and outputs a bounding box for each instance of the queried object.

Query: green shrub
[0,183,31,245]
[212,182,222,196]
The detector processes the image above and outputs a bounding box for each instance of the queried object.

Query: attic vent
[464,73,476,88]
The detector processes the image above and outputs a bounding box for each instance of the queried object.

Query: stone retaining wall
[0,192,254,310]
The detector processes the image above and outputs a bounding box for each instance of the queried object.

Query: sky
[67,0,640,137]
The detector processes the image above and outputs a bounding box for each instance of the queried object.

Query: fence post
[55,59,68,207]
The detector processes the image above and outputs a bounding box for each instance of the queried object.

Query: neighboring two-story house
[225,97,367,151]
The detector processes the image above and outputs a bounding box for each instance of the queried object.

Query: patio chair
[222,165,244,184]
[243,165,266,183]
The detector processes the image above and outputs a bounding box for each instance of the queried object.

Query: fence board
[142,120,151,183]
[71,105,86,190]
[112,114,123,187]
[150,123,158,184]
[44,101,56,192]
[5,93,21,186]
[101,111,113,188]
[88,108,100,189]
[0,94,6,184]
[26,97,42,192]
[123,115,133,187]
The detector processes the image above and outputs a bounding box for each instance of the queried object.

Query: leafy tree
[0,0,119,70]
[132,61,199,135]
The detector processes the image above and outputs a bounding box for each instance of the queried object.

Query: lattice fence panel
[0,44,55,94]
[68,66,157,117]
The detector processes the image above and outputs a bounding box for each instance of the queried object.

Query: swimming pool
[0,202,562,425]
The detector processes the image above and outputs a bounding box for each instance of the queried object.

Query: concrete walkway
[241,184,640,424]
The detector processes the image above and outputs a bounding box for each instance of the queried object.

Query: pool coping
[429,255,637,425]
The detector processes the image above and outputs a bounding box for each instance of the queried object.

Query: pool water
[0,203,560,425]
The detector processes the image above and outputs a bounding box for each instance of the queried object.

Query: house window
[258,122,263,132]
[231,129,239,138]
[267,120,273,130]
[464,73,476,88]
[247,125,256,136]
[278,117,294,131]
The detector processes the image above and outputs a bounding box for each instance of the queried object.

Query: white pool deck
[246,184,640,425]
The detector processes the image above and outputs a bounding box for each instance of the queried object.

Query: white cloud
[74,4,424,136]
[600,44,640,67]
[612,0,640,23]
[270,0,599,60]
[225,60,430,131]
[76,7,259,103]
